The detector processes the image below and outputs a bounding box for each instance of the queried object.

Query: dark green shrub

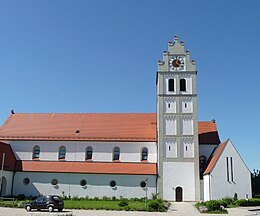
[118,198,129,207]
[102,196,111,201]
[233,193,238,201]
[72,196,80,201]
[112,196,116,201]
[92,197,100,201]
[235,198,260,206]
[218,200,228,208]
[17,194,26,200]
[151,193,159,200]
[147,199,165,212]
[205,200,221,211]
[222,197,234,205]
[124,205,131,211]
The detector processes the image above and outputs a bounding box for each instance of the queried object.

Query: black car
[25,195,64,212]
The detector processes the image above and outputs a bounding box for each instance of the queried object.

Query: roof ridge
[10,112,157,115]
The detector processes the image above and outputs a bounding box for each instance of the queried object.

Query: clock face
[169,56,185,71]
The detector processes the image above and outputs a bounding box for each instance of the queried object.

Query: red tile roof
[198,121,220,144]
[0,142,16,171]
[203,139,229,175]
[0,113,157,142]
[15,161,157,175]
[0,113,220,144]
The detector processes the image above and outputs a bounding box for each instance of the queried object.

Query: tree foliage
[252,169,260,198]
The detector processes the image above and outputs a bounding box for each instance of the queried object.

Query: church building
[0,36,252,201]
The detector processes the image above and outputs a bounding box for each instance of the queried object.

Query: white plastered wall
[163,162,195,201]
[180,117,193,135]
[165,139,177,158]
[7,141,157,163]
[204,140,252,200]
[180,98,193,113]
[179,75,192,95]
[181,139,194,158]
[164,117,177,135]
[13,172,156,199]
[165,99,176,113]
[1,171,13,196]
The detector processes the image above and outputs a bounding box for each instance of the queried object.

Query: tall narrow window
[226,157,230,182]
[58,146,66,160]
[199,155,207,172]
[113,147,120,161]
[230,157,234,182]
[32,146,40,159]
[86,146,93,160]
[141,147,148,161]
[168,79,174,92]
[180,79,186,91]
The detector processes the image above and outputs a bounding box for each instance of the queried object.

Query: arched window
[113,147,120,161]
[180,79,186,91]
[32,146,40,159]
[58,146,66,160]
[86,146,93,160]
[141,147,148,161]
[168,79,174,92]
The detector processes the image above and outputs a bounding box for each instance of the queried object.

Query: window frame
[51,178,58,186]
[86,146,93,160]
[110,180,116,188]
[113,146,120,161]
[23,177,30,185]
[141,147,148,161]
[140,181,147,188]
[32,146,40,159]
[168,78,175,92]
[58,146,66,160]
[80,179,87,186]
[180,79,186,91]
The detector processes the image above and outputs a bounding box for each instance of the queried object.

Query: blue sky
[0,0,259,170]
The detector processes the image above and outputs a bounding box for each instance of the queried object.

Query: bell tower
[156,35,200,201]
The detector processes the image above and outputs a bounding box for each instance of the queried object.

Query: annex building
[0,36,252,201]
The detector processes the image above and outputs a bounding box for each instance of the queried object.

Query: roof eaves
[203,139,229,175]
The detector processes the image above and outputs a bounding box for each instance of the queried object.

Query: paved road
[0,203,259,216]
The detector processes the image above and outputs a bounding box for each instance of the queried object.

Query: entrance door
[175,186,183,202]
[0,177,7,197]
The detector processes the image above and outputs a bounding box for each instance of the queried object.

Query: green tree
[252,169,260,198]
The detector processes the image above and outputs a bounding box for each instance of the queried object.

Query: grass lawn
[64,200,146,211]
[0,199,148,211]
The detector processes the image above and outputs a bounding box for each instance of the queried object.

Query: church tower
[156,35,200,201]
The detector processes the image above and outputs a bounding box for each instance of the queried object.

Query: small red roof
[15,161,157,175]
[0,113,220,144]
[203,139,229,175]
[198,121,220,144]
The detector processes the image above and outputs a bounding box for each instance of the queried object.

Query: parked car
[25,195,64,212]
